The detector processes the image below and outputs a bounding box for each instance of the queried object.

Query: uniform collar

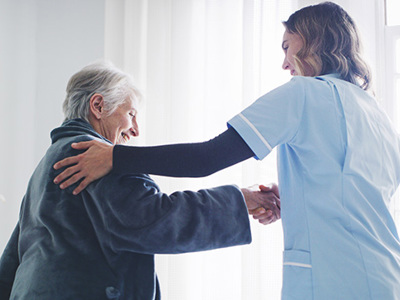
[319,73,341,79]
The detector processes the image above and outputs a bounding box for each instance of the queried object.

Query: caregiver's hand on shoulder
[53,140,114,195]
[241,183,281,225]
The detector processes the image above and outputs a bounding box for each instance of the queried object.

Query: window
[385,0,400,227]
[386,0,400,26]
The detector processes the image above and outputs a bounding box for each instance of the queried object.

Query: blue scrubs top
[228,74,400,300]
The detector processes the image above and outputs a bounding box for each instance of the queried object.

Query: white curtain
[104,0,293,298]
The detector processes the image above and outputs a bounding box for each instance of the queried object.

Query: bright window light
[386,0,400,26]
[396,77,400,131]
[396,39,400,73]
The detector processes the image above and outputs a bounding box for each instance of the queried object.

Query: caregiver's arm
[115,127,254,176]
[54,127,254,194]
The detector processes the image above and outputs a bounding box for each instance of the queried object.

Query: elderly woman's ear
[90,93,104,120]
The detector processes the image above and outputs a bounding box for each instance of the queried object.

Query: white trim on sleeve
[283,262,312,269]
[238,113,273,151]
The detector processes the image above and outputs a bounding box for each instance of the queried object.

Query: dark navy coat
[0,119,251,300]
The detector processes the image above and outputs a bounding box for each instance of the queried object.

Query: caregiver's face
[101,97,139,145]
[281,29,310,76]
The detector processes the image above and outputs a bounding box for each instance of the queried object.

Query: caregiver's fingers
[53,141,95,170]
[53,140,113,194]
[53,156,82,184]
[259,183,280,198]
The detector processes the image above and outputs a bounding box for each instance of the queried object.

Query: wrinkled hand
[241,183,280,225]
[53,140,114,195]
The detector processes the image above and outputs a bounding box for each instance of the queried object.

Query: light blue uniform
[228,74,400,299]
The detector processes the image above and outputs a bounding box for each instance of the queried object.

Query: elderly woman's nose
[131,121,139,136]
[132,127,139,137]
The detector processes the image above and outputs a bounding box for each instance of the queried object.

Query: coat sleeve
[83,174,252,255]
[0,223,20,299]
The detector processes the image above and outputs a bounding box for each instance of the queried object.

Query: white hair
[63,61,142,122]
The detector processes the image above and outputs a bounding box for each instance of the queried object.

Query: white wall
[0,0,106,252]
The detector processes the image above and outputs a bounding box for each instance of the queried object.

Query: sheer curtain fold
[105,1,284,299]
[104,0,383,299]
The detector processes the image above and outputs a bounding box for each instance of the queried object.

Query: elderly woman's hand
[53,140,114,195]
[241,183,281,225]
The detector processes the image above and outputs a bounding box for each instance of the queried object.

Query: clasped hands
[241,184,280,225]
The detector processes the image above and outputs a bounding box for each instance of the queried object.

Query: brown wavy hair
[283,2,371,90]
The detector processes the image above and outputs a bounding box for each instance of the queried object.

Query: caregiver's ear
[89,93,104,119]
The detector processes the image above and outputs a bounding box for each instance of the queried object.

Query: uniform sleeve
[228,77,306,160]
[112,127,254,177]
[0,223,20,299]
[84,174,251,255]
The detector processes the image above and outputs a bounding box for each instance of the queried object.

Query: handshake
[241,183,280,225]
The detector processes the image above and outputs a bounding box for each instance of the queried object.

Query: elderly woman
[54,2,400,299]
[0,62,280,300]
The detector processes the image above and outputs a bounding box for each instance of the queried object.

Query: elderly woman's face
[100,98,139,145]
[281,29,312,76]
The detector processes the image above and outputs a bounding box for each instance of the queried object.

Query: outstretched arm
[54,127,254,194]
[85,174,253,254]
